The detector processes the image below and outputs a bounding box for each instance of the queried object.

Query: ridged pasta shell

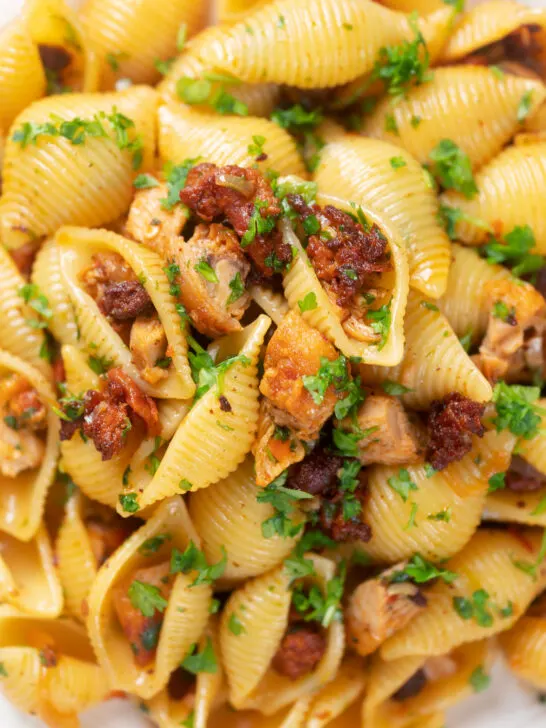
[221,554,345,714]
[249,285,289,326]
[376,0,447,13]
[0,526,63,617]
[381,528,546,661]
[157,26,280,117]
[31,238,79,347]
[56,226,195,399]
[315,125,451,299]
[361,67,546,170]
[158,104,306,177]
[87,497,211,699]
[80,0,207,89]
[189,456,301,585]
[201,0,449,88]
[0,85,157,249]
[282,192,409,366]
[362,430,514,563]
[125,315,271,513]
[218,0,273,24]
[302,654,367,728]
[360,290,492,409]
[0,244,50,375]
[440,142,546,252]
[500,616,546,690]
[437,244,511,343]
[0,17,45,132]
[0,349,59,540]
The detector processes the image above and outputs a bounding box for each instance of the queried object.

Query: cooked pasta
[2,0,546,725]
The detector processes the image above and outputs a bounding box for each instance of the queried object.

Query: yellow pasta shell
[440,142,546,252]
[189,456,301,585]
[158,104,306,177]
[80,0,207,89]
[0,85,157,249]
[126,315,271,513]
[0,349,59,541]
[361,67,546,170]
[362,429,514,563]
[377,0,447,13]
[315,125,451,299]
[517,399,546,475]
[381,528,546,661]
[61,343,100,393]
[303,654,367,728]
[87,496,211,699]
[282,192,409,366]
[500,616,546,690]
[218,0,273,24]
[0,17,46,133]
[56,226,194,399]
[249,284,289,326]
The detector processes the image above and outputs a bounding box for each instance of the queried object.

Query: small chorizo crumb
[272,627,326,680]
[426,393,485,471]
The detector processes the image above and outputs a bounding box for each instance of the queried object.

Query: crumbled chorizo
[462,25,545,77]
[125,183,188,257]
[271,626,326,680]
[319,478,372,543]
[80,252,136,299]
[391,669,427,702]
[167,668,196,701]
[9,241,38,277]
[426,393,485,471]
[505,455,545,493]
[1,375,47,430]
[287,446,343,496]
[260,311,344,439]
[0,375,47,476]
[38,44,72,72]
[100,280,154,321]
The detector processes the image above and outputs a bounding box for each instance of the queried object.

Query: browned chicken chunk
[0,374,47,477]
[129,315,169,385]
[125,184,188,258]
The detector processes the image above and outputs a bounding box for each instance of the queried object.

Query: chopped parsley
[133,173,160,189]
[381,380,413,395]
[512,529,546,580]
[176,74,248,116]
[228,612,246,635]
[405,502,418,530]
[459,328,474,353]
[390,156,407,169]
[161,158,199,210]
[0,663,7,677]
[332,424,378,458]
[247,134,266,158]
[164,260,181,296]
[492,301,515,323]
[385,113,399,134]
[453,589,494,627]
[366,301,392,350]
[491,382,546,440]
[270,104,325,172]
[428,508,451,522]
[291,562,346,628]
[298,291,318,312]
[119,493,139,513]
[187,335,250,401]
[428,139,477,198]
[181,638,218,674]
[389,554,458,585]
[128,580,168,617]
[139,534,172,555]
[194,259,219,283]
[240,199,278,247]
[227,272,245,305]
[482,225,544,278]
[470,666,491,693]
[87,354,113,375]
[257,471,312,539]
[517,90,534,123]
[170,541,227,586]
[18,283,52,329]
[284,553,317,580]
[438,203,492,240]
[488,473,506,494]
[387,468,418,502]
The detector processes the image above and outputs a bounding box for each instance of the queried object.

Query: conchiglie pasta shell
[485,488,546,527]
[500,616,546,690]
[376,0,447,13]
[362,429,514,563]
[61,343,100,393]
[158,104,306,177]
[361,67,546,170]
[80,0,207,89]
[0,527,63,618]
[440,142,546,251]
[0,350,58,541]
[157,26,280,117]
[0,646,41,714]
[56,226,194,399]
[201,0,445,88]
[249,285,289,326]
[0,244,50,375]
[516,399,546,475]
[87,497,211,699]
[0,17,45,133]
[304,654,367,728]
[437,244,511,343]
[31,238,79,347]
[218,0,273,24]
[189,456,302,585]
[126,315,271,513]
[360,290,492,409]
[282,194,409,366]
[0,86,157,249]
[381,528,546,661]
[315,126,451,299]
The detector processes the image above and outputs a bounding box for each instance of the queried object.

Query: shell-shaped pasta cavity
[0,17,46,133]
[249,285,289,326]
[361,67,546,171]
[440,142,546,252]
[282,191,409,366]
[0,616,108,724]
[25,0,100,93]
[55,226,194,399]
[0,245,50,375]
[365,639,495,728]
[0,526,63,617]
[0,349,59,541]
[377,0,447,12]
[437,244,511,344]
[157,26,279,117]
[500,615,546,690]
[381,528,546,661]
[200,0,447,89]
[124,315,271,513]
[0,85,157,249]
[218,0,273,24]
[189,457,301,585]
[315,125,451,299]
[158,104,306,177]
[146,618,223,728]
[61,343,100,393]
[441,0,546,62]
[362,430,514,563]
[220,554,345,714]
[360,290,492,409]
[31,238,79,347]
[80,0,207,89]
[86,497,211,699]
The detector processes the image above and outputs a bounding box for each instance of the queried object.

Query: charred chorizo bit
[167,668,196,701]
[125,184,188,257]
[287,446,343,496]
[426,393,485,471]
[170,223,251,337]
[2,375,47,430]
[271,626,326,680]
[9,241,39,277]
[80,252,136,301]
[113,561,173,667]
[260,311,344,439]
[391,669,427,702]
[319,479,372,543]
[505,455,546,493]
[38,44,72,72]
[340,394,422,466]
[129,316,169,385]
[528,592,546,618]
[463,25,545,77]
[100,280,154,321]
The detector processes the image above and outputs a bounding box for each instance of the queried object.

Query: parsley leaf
[517,90,534,123]
[453,589,494,627]
[482,225,544,278]
[390,156,407,169]
[291,562,346,627]
[381,380,413,395]
[139,534,172,555]
[228,612,246,635]
[428,139,477,198]
[133,173,160,189]
[257,471,312,539]
[18,283,52,329]
[119,493,139,513]
[366,301,392,350]
[227,272,245,305]
[438,203,492,240]
[161,158,199,210]
[488,472,506,493]
[298,291,318,313]
[270,104,325,173]
[128,580,168,617]
[470,666,491,693]
[247,134,266,158]
[492,382,546,440]
[170,541,227,586]
[181,638,218,674]
[87,354,113,375]
[389,554,458,585]
[387,468,418,502]
[241,199,278,247]
[492,301,515,323]
[194,259,219,283]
